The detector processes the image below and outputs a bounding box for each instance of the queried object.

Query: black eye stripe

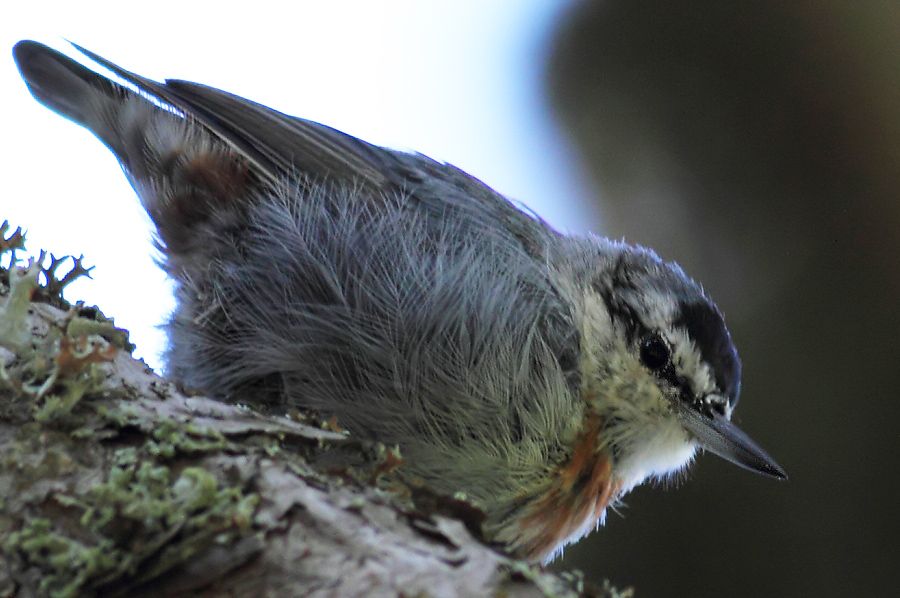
[638,335,693,401]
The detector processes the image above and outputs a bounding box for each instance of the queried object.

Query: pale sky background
[1,0,598,371]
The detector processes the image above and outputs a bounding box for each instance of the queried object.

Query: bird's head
[582,244,786,491]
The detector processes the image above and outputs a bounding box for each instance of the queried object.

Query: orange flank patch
[517,413,621,561]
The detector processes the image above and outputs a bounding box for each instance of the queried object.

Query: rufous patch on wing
[152,149,251,256]
[179,151,250,202]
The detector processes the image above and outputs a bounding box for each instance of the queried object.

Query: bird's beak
[675,399,787,479]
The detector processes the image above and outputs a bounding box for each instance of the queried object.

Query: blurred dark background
[545,1,899,596]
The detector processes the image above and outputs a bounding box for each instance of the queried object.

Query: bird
[13,40,786,563]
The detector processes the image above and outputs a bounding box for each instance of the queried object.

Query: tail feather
[13,41,136,155]
[13,41,247,262]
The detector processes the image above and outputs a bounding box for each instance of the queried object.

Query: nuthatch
[13,41,786,562]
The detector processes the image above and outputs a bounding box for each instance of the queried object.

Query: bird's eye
[640,335,670,370]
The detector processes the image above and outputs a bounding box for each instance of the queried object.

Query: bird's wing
[68,42,402,189]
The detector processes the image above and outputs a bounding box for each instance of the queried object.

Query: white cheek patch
[615,416,697,493]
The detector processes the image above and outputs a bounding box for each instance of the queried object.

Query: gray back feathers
[167,171,586,503]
